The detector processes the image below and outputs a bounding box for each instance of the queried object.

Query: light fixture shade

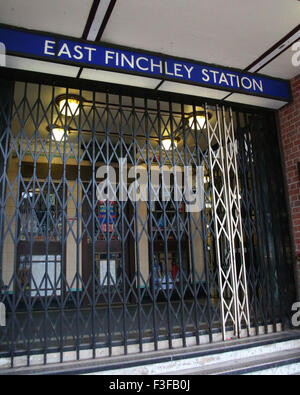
[51,127,68,142]
[162,138,178,151]
[188,111,212,130]
[56,95,82,117]
[59,98,80,117]
[188,114,206,129]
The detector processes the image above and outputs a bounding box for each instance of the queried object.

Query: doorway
[82,193,134,305]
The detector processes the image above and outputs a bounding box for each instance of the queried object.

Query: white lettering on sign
[174,63,183,78]
[253,78,263,92]
[219,72,229,86]
[136,57,149,71]
[44,40,56,56]
[200,69,263,92]
[73,45,84,60]
[44,40,96,62]
[151,59,163,74]
[104,50,194,79]
[241,76,252,90]
[121,53,134,69]
[241,76,263,92]
[84,47,97,62]
[227,73,238,87]
[183,65,194,79]
[210,70,219,84]
[58,43,72,58]
[202,69,210,82]
[165,61,174,76]
[105,50,115,65]
[42,41,264,93]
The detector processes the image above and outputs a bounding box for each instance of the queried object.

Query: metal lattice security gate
[207,105,250,338]
[0,76,295,368]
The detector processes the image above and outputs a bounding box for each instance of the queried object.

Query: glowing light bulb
[51,128,67,142]
[58,98,80,117]
[188,114,206,129]
[162,138,177,151]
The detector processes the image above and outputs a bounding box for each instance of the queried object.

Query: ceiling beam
[222,25,300,103]
[82,0,101,40]
[95,0,117,42]
[245,24,300,73]
[77,0,117,78]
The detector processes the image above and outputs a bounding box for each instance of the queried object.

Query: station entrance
[0,75,295,366]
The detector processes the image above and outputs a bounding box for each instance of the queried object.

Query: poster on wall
[100,260,116,286]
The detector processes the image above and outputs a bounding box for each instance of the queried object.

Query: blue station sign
[0,25,291,102]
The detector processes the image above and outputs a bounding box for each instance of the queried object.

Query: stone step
[1,329,300,375]
[167,348,300,375]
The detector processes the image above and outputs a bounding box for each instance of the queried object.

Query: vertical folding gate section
[223,108,250,337]
[207,105,250,339]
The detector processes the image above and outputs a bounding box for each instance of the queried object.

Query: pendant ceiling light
[188,111,212,130]
[47,125,69,142]
[162,137,180,151]
[56,94,82,117]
